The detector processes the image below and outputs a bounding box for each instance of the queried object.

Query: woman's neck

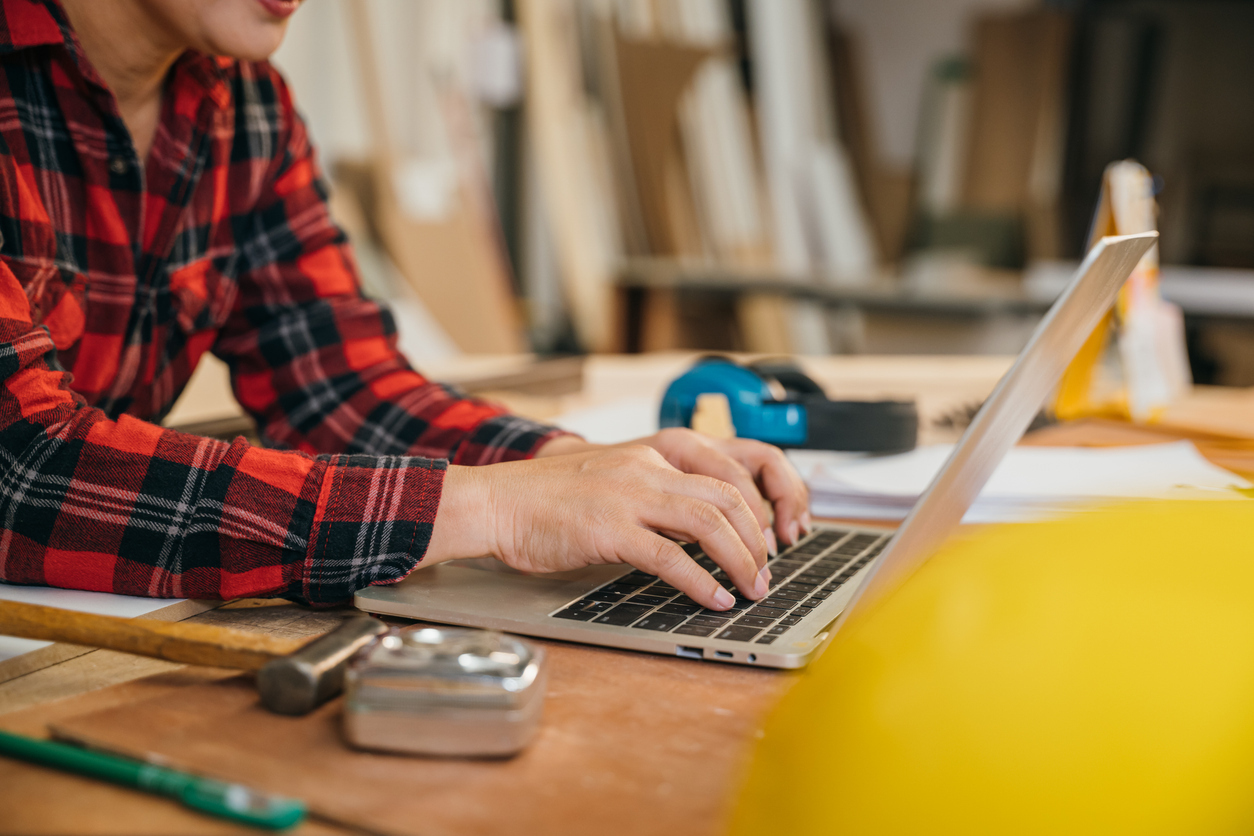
[60,0,185,161]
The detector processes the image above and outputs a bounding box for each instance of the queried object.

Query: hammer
[0,599,388,715]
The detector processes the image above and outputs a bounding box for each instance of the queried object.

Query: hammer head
[256,615,389,715]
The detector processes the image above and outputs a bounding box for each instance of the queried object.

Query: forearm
[424,465,493,565]
[0,407,300,597]
[0,364,445,604]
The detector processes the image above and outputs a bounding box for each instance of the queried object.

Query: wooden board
[824,21,912,264]
[5,638,787,836]
[517,0,620,352]
[0,741,345,836]
[0,602,358,835]
[345,0,524,354]
[961,10,1071,261]
[613,34,710,259]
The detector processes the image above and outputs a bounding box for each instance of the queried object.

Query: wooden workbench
[2,355,1251,836]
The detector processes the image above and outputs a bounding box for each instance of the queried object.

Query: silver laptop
[356,233,1157,669]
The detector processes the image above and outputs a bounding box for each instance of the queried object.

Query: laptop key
[767,625,789,635]
[716,625,762,642]
[773,588,808,601]
[629,594,672,608]
[779,616,802,626]
[808,590,832,600]
[689,614,733,626]
[736,615,776,628]
[673,623,717,637]
[593,603,653,626]
[747,605,789,619]
[659,602,701,615]
[553,606,599,621]
[586,589,627,603]
[633,613,687,632]
[617,572,656,587]
[755,635,778,645]
[701,605,742,615]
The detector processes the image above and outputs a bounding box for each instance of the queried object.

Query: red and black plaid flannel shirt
[0,0,562,605]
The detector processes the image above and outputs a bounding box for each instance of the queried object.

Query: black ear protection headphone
[659,357,918,454]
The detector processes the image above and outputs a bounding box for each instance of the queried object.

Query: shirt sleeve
[0,259,447,605]
[213,69,565,467]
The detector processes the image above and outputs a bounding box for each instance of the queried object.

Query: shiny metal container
[343,626,546,757]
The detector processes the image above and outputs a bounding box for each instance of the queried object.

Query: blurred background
[270,0,1254,385]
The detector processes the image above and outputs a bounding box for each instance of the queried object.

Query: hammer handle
[0,599,307,671]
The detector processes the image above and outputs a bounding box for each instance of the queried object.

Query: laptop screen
[841,232,1158,622]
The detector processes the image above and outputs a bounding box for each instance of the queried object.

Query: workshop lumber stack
[519,0,884,353]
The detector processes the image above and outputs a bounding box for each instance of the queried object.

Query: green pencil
[0,728,306,830]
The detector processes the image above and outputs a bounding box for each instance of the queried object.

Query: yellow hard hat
[731,500,1254,835]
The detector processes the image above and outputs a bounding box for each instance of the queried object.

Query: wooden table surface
[2,356,1251,835]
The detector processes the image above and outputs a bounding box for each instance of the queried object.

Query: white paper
[555,397,658,445]
[790,441,1252,524]
[0,585,186,663]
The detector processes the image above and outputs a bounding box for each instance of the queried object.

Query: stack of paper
[788,441,1252,524]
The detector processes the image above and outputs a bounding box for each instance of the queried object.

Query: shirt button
[109,157,128,174]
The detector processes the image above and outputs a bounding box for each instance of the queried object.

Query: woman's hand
[425,445,771,611]
[536,428,811,552]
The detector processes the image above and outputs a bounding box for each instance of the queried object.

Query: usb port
[714,650,734,659]
[675,646,703,660]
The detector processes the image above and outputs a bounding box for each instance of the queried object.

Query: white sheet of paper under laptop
[789,441,1251,524]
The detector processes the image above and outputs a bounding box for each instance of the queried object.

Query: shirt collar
[0,0,67,53]
[0,0,230,109]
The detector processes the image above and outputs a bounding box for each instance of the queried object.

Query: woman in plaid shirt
[0,0,807,611]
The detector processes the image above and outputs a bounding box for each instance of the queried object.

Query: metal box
[343,627,546,757]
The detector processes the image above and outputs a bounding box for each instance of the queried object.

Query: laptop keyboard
[549,529,888,645]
